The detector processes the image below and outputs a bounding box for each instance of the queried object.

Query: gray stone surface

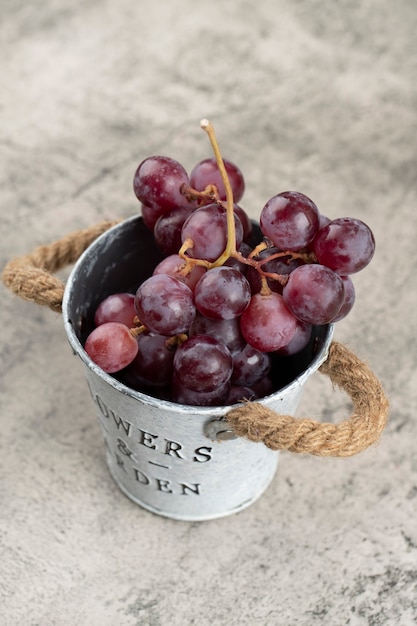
[1,1,416,624]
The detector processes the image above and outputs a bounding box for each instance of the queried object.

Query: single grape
[141,202,164,230]
[260,191,320,250]
[276,320,312,355]
[251,375,274,398]
[189,157,245,202]
[231,343,272,386]
[240,292,297,352]
[283,264,345,325]
[189,313,245,354]
[84,322,138,373]
[233,204,253,242]
[194,266,251,320]
[173,335,233,392]
[312,217,375,274]
[135,274,196,335]
[227,385,257,404]
[117,371,171,398]
[224,255,247,273]
[318,214,331,229]
[153,254,206,290]
[122,332,175,388]
[133,156,191,212]
[181,204,243,262]
[331,276,355,322]
[154,205,195,255]
[94,293,137,328]
[171,373,230,406]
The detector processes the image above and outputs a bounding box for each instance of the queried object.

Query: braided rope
[1,221,119,312]
[226,341,389,456]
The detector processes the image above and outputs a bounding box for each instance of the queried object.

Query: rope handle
[1,220,389,457]
[1,221,120,312]
[227,341,389,457]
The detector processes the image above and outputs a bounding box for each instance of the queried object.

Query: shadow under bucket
[62,216,334,521]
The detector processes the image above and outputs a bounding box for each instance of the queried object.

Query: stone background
[1,1,416,624]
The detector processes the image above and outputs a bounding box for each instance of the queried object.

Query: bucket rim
[62,215,335,416]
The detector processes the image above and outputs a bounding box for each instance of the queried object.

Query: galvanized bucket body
[62,216,333,521]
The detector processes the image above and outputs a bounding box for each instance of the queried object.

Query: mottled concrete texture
[1,1,416,624]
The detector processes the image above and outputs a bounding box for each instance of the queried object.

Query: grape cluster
[84,125,375,407]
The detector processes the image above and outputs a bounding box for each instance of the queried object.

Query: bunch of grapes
[84,120,375,407]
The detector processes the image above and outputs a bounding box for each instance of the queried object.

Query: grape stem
[178,237,194,257]
[260,275,272,296]
[180,182,221,205]
[178,238,212,271]
[200,119,237,266]
[165,334,188,350]
[130,324,147,337]
[178,119,318,287]
[249,241,269,259]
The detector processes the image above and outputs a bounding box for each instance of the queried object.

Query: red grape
[140,202,164,230]
[134,274,196,335]
[194,266,251,320]
[189,157,245,202]
[283,264,345,325]
[260,191,320,250]
[171,373,230,406]
[153,254,206,290]
[154,205,195,255]
[189,313,245,354]
[312,217,375,274]
[181,204,243,262]
[173,335,233,392]
[227,385,257,404]
[318,214,331,229]
[84,322,138,373]
[276,320,312,355]
[231,343,272,386]
[122,332,175,388]
[240,292,297,352]
[331,275,355,322]
[94,293,137,328]
[252,375,274,398]
[133,156,191,212]
[233,204,253,242]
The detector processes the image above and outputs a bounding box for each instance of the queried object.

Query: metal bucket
[62,216,334,521]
